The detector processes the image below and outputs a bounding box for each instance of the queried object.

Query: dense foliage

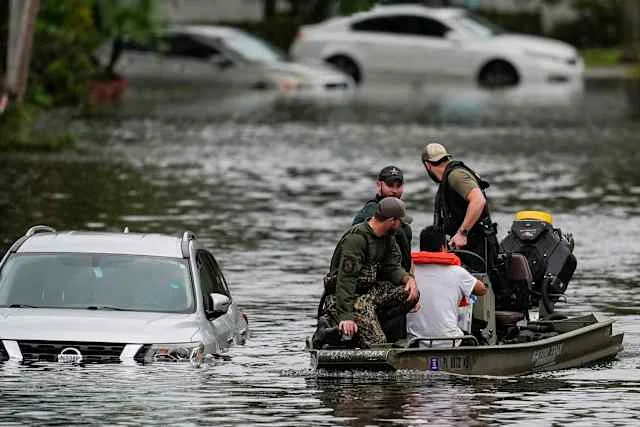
[1,0,157,150]
[550,0,623,48]
[28,0,99,107]
[26,0,157,108]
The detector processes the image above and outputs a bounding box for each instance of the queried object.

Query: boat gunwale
[311,313,617,356]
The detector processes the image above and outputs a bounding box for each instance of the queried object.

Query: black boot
[311,316,342,349]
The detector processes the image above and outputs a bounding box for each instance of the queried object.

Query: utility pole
[0,0,8,80]
[5,0,40,104]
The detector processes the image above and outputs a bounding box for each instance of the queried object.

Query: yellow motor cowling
[515,210,553,224]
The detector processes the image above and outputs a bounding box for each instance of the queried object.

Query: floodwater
[1,80,639,426]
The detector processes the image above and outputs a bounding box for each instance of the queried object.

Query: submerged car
[101,25,355,100]
[0,226,248,365]
[290,4,584,88]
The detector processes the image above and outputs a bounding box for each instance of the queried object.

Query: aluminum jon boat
[307,313,623,375]
[309,211,624,376]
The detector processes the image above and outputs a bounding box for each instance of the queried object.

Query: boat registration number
[429,355,470,371]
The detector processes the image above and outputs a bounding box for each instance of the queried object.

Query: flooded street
[1,81,639,425]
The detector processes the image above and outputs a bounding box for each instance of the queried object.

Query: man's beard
[387,225,401,236]
[427,168,441,184]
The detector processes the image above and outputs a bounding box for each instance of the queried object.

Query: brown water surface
[0,81,639,425]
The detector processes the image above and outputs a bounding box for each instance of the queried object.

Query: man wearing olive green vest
[421,142,500,269]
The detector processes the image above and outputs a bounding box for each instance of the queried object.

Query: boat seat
[503,253,534,313]
[495,310,525,326]
[508,253,533,285]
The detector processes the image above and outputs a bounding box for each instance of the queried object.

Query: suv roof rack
[0,225,57,263]
[180,231,197,258]
[25,225,57,237]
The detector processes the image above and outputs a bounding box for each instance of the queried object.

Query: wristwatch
[458,228,469,236]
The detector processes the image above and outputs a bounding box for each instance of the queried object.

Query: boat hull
[309,314,624,376]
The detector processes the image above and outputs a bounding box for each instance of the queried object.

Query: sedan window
[221,32,285,63]
[120,38,156,52]
[351,16,410,34]
[0,253,194,313]
[454,12,505,38]
[352,15,449,38]
[407,16,450,38]
[161,34,222,59]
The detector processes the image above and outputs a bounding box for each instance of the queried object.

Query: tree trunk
[628,0,640,43]
[289,0,302,18]
[0,0,9,83]
[623,0,640,61]
[264,0,277,19]
[106,38,123,78]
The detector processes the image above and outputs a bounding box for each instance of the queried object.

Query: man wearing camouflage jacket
[317,197,419,348]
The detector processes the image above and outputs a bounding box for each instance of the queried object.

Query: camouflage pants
[324,281,414,348]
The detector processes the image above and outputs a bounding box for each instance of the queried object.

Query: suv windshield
[0,253,194,313]
[222,32,285,63]
[454,12,505,38]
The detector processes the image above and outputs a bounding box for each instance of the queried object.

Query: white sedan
[104,25,355,101]
[290,5,584,88]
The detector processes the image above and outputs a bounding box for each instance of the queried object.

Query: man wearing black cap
[314,197,419,349]
[353,165,413,274]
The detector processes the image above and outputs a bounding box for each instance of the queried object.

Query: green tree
[1,0,159,151]
[339,0,376,15]
[90,0,159,79]
[27,0,158,107]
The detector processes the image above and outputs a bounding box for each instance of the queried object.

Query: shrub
[0,105,73,152]
[548,0,623,48]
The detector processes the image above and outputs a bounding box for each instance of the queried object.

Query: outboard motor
[499,211,577,317]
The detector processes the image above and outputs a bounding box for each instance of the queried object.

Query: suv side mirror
[207,293,231,319]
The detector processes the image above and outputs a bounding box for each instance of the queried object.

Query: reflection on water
[86,79,639,126]
[0,81,639,425]
[308,374,578,425]
[627,79,640,118]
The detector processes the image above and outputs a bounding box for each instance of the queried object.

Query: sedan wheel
[478,60,519,88]
[326,56,362,85]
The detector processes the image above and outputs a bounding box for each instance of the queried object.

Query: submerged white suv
[0,226,248,365]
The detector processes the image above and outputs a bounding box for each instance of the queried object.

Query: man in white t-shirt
[407,225,487,347]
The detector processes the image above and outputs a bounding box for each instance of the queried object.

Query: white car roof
[168,25,246,39]
[17,232,184,258]
[314,5,465,29]
[364,5,465,20]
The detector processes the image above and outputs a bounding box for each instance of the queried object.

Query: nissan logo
[57,347,83,364]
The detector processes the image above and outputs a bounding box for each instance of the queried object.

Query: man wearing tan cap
[421,143,500,269]
[313,197,419,349]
